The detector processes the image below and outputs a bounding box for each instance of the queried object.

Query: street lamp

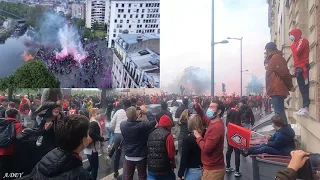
[211,40,229,97]
[227,37,244,96]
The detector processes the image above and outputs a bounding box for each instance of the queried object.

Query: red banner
[98,117,106,131]
[227,123,251,149]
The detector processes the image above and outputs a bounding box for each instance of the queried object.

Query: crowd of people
[0,88,309,180]
[34,39,111,88]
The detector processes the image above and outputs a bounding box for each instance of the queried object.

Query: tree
[82,27,92,39]
[0,60,60,88]
[26,5,47,28]
[246,75,264,95]
[75,18,85,29]
[92,21,99,32]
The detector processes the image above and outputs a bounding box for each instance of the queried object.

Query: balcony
[114,49,123,61]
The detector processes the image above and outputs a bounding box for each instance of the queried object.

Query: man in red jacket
[289,28,310,116]
[0,109,22,178]
[193,99,226,180]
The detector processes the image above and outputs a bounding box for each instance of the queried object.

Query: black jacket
[175,105,188,119]
[156,110,174,126]
[238,104,255,125]
[275,168,296,180]
[120,120,156,157]
[178,133,202,178]
[18,148,93,180]
[226,108,242,126]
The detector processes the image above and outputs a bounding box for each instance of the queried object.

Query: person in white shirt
[110,100,131,179]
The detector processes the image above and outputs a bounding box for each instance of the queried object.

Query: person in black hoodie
[120,107,157,180]
[242,114,296,156]
[155,102,174,124]
[225,100,242,177]
[18,114,93,180]
[238,99,255,129]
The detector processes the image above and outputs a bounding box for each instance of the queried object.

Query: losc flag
[227,123,251,149]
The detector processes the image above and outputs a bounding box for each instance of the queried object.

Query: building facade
[86,0,106,28]
[106,0,160,48]
[267,0,320,152]
[111,34,160,88]
[71,3,86,20]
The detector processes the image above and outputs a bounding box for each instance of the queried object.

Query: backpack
[0,118,16,147]
[240,107,251,124]
[0,106,5,118]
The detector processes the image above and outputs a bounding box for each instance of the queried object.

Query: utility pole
[211,0,215,97]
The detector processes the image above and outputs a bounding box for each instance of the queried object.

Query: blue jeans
[271,96,287,124]
[106,125,114,146]
[185,168,202,180]
[249,144,280,155]
[147,170,176,180]
[296,67,310,108]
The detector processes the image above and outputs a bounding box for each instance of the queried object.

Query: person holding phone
[275,150,310,180]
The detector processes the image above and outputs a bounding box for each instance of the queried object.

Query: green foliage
[75,18,85,29]
[92,21,99,31]
[82,27,91,39]
[0,2,29,18]
[26,5,47,28]
[0,60,60,89]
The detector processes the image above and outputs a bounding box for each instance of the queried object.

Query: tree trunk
[8,88,14,101]
[101,88,107,109]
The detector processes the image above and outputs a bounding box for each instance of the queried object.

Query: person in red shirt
[147,115,176,180]
[193,99,226,180]
[289,28,310,116]
[0,109,22,178]
[18,98,30,127]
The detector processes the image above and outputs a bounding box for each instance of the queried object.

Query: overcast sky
[160,0,270,94]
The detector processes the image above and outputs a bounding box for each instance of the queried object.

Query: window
[114,19,117,23]
[127,20,129,23]
[129,3,131,7]
[128,9,130,13]
[136,30,139,33]
[116,3,118,7]
[141,14,144,18]
[140,3,143,7]
[129,25,131,28]
[137,24,139,28]
[136,15,138,18]
[113,34,116,37]
[138,20,140,23]
[124,14,126,18]
[120,25,122,28]
[122,4,124,7]
[120,20,123,23]
[130,14,133,18]
[119,29,122,33]
[137,9,139,13]
[114,29,116,32]
[142,9,145,13]
[145,24,147,28]
[118,14,120,18]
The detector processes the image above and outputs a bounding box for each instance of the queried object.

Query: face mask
[206,109,216,120]
[289,35,295,41]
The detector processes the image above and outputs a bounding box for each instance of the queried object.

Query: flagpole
[251,131,265,137]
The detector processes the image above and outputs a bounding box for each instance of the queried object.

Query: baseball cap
[265,42,277,51]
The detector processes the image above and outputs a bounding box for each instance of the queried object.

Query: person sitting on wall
[241,114,296,157]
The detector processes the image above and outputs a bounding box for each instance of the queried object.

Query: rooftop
[129,49,160,72]
[117,34,160,45]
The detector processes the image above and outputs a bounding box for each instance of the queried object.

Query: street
[80,109,263,180]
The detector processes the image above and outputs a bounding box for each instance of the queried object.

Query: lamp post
[227,37,243,96]
[211,40,229,97]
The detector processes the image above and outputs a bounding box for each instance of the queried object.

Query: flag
[227,123,251,148]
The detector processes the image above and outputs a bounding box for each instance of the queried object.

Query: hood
[267,50,283,60]
[289,28,302,41]
[278,124,295,140]
[37,148,82,177]
[158,115,172,131]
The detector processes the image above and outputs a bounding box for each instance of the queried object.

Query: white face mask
[289,35,295,41]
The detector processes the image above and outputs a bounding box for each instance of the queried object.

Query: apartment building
[267,0,320,152]
[111,33,160,88]
[105,0,160,48]
[85,0,106,28]
[71,3,86,20]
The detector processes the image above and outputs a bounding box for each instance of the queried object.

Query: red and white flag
[227,123,252,149]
